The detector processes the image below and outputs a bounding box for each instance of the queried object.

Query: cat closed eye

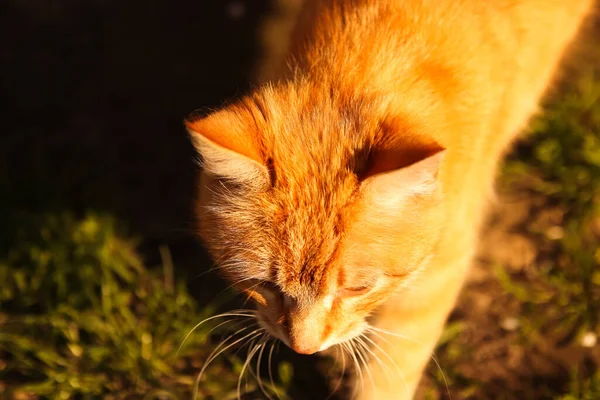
[337,285,372,297]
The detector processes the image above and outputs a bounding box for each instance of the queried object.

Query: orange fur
[187,0,594,398]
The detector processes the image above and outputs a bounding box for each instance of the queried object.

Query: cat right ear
[359,134,446,206]
[186,108,270,190]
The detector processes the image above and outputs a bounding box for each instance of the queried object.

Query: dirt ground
[415,181,600,399]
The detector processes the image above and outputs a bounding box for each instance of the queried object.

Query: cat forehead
[271,210,340,273]
[259,197,344,288]
[275,243,342,297]
[272,241,380,298]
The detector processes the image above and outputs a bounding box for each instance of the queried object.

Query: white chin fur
[318,341,334,352]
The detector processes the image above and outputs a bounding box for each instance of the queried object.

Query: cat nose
[285,298,326,355]
[289,339,320,355]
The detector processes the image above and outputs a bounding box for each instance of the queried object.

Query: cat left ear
[186,107,270,190]
[360,139,446,202]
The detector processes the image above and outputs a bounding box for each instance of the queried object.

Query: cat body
[187,1,593,398]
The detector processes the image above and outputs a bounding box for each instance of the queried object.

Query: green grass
[503,68,600,336]
[0,213,292,399]
[422,67,600,399]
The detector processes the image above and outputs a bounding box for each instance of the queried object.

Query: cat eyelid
[338,285,371,297]
[337,277,377,297]
[382,271,410,279]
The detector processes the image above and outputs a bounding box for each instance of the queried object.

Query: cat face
[188,86,445,354]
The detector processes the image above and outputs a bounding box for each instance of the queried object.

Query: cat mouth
[254,311,323,354]
[254,311,293,348]
[254,310,364,355]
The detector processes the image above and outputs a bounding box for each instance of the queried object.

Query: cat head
[187,84,446,354]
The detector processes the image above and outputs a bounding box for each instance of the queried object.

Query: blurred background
[0,0,598,399]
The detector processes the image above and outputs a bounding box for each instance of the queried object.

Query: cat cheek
[254,294,284,326]
[351,290,389,313]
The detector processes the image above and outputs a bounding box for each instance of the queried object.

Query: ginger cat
[186,1,593,398]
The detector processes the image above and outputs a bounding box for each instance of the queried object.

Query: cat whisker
[268,341,282,400]
[326,345,346,400]
[243,336,262,394]
[427,351,451,400]
[179,317,247,368]
[339,344,354,398]
[190,250,262,282]
[219,275,271,298]
[190,264,222,283]
[175,309,256,360]
[255,336,275,400]
[193,316,244,348]
[216,275,259,296]
[355,334,393,386]
[361,332,409,395]
[198,325,258,379]
[366,326,451,399]
[366,325,413,342]
[343,340,364,399]
[192,327,264,400]
[237,339,265,400]
[353,337,375,390]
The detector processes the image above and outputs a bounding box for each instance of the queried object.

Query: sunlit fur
[187,0,593,398]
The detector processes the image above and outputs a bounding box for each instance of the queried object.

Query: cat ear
[361,142,446,201]
[186,108,270,190]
